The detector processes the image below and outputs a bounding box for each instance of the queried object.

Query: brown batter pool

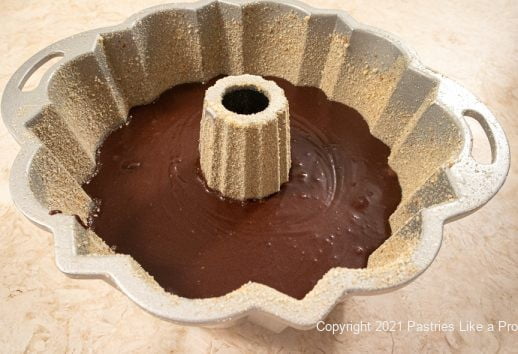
[82,77,401,300]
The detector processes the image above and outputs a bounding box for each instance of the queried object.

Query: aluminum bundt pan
[1,0,510,332]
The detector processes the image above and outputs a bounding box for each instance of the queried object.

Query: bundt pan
[2,0,510,332]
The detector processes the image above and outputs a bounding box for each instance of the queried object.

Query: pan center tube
[199,75,291,200]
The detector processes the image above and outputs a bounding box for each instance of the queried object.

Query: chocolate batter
[82,77,401,300]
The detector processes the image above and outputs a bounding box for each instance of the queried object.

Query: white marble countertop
[1,0,516,352]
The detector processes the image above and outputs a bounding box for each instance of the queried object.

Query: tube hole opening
[222,87,269,115]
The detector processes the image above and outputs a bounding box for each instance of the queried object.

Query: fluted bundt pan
[1,0,510,331]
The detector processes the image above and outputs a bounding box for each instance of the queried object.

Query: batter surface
[83,77,401,299]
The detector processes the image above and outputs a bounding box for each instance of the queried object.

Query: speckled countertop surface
[0,0,516,352]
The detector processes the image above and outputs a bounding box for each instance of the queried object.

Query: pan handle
[437,77,510,219]
[16,52,65,92]
[1,45,65,143]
